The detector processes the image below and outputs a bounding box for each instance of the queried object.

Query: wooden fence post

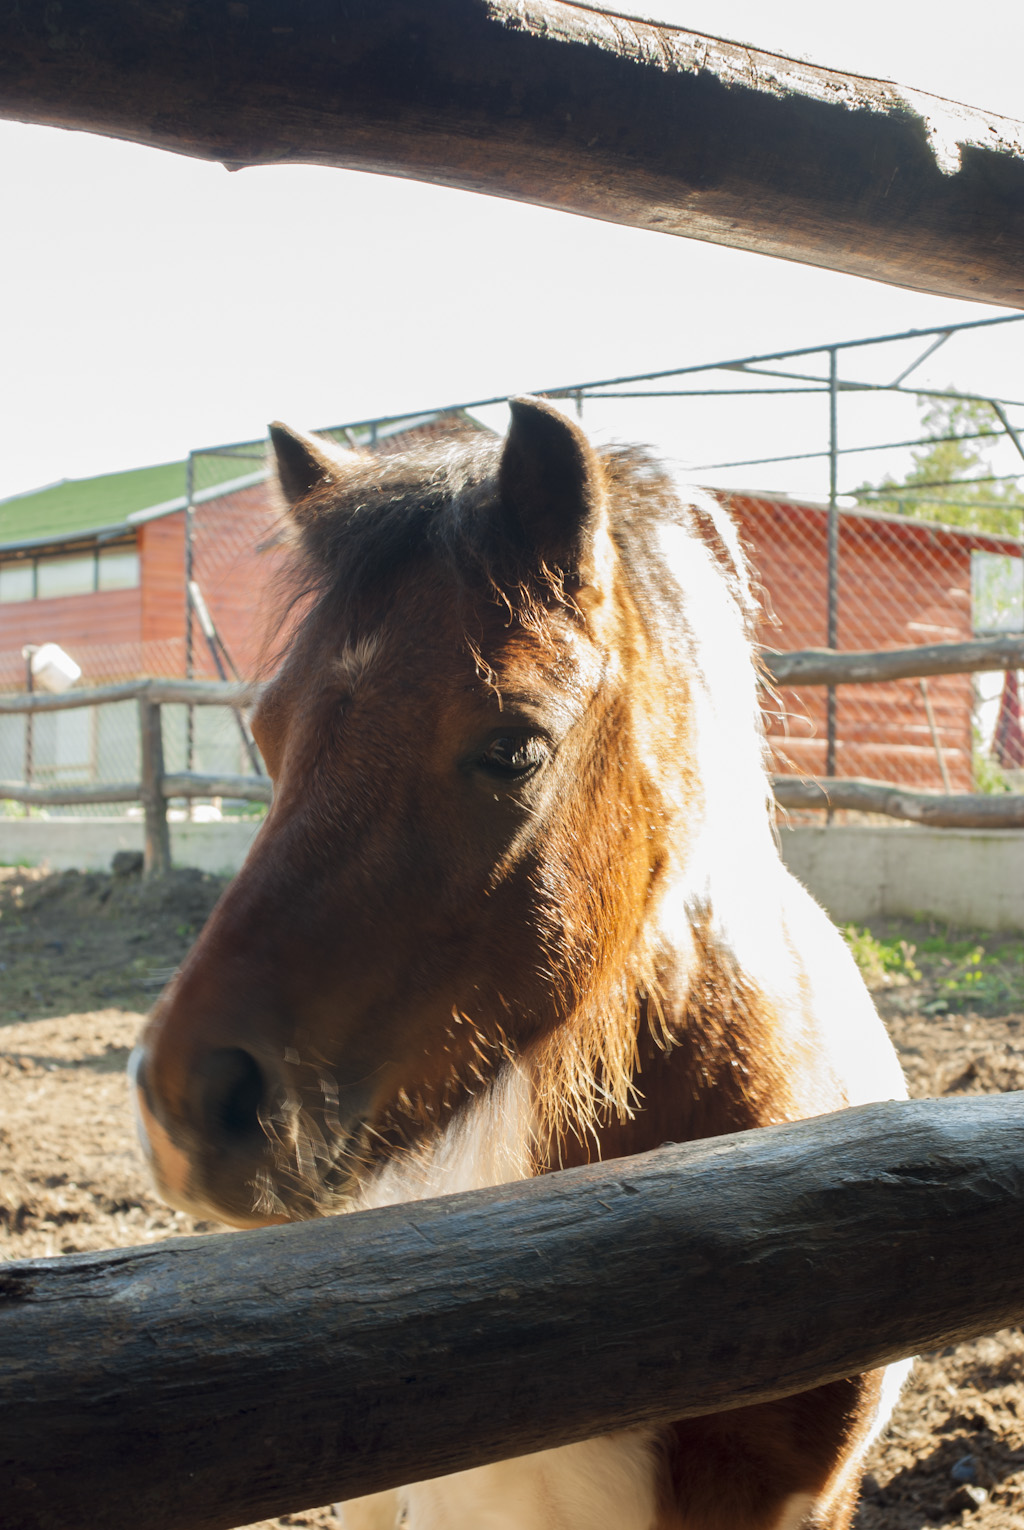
[138,696,171,878]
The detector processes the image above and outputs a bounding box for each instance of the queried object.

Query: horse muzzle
[129,1036,365,1228]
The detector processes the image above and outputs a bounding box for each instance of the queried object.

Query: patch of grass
[843,921,1024,1016]
[843,925,921,987]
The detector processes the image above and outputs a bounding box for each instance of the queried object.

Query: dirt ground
[1,865,1022,1530]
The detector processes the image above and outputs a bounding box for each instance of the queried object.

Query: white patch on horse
[341,1072,660,1530]
[338,1432,661,1530]
[356,1062,535,1211]
[653,504,906,1111]
[402,1431,661,1530]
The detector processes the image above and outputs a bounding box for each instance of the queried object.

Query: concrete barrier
[2,818,1023,930]
[0,816,261,877]
[779,825,1024,932]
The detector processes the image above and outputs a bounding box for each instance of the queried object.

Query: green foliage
[842,924,921,987]
[844,921,1024,1014]
[973,729,1012,794]
[854,393,1024,534]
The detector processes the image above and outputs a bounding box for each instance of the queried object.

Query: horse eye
[478,735,548,778]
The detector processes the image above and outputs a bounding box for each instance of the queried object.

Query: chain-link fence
[2,317,1022,828]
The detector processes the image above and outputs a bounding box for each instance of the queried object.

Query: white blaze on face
[333,634,384,690]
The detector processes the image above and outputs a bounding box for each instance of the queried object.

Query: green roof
[0,412,477,552]
[0,453,261,550]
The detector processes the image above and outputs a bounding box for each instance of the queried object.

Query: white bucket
[30,642,82,693]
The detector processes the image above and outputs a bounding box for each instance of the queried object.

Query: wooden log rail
[0,774,273,807]
[0,678,257,714]
[0,680,268,876]
[0,2,1021,307]
[764,635,1024,688]
[1,1095,1023,1530]
[772,775,1024,829]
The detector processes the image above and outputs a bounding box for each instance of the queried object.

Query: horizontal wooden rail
[0,2,1021,305]
[773,775,1024,828]
[765,634,1024,687]
[1,1095,1023,1530]
[161,772,273,804]
[0,773,270,806]
[0,678,258,714]
[0,779,141,806]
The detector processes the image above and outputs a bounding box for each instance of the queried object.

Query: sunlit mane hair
[266,433,761,667]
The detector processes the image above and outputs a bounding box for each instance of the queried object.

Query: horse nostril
[199,1047,268,1144]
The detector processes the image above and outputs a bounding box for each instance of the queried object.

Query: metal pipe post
[826,348,839,788]
[184,451,195,779]
[21,644,37,817]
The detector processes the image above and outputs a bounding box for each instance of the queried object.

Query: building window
[97,547,140,591]
[36,552,96,599]
[0,541,139,602]
[0,561,35,603]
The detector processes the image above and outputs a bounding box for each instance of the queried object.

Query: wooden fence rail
[1,1094,1023,1530]
[764,634,1024,688]
[0,1,1021,307]
[0,677,256,714]
[772,775,1024,828]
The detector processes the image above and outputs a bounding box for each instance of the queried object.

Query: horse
[131,397,908,1530]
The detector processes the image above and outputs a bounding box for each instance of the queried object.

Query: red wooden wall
[730,494,1020,792]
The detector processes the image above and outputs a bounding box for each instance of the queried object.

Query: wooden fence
[0,679,270,876]
[2,1094,1023,1530]
[2,635,1023,872]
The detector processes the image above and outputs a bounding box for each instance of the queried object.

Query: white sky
[0,0,1022,504]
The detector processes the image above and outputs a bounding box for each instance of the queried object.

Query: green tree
[853,393,1024,535]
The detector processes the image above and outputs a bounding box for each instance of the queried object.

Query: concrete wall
[778,825,1024,932]
[2,818,1022,930]
[0,816,261,878]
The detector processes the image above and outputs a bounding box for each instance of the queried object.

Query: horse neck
[539,516,799,1171]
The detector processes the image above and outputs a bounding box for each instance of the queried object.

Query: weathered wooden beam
[162,771,273,803]
[766,635,1024,688]
[0,1,1021,305]
[0,779,140,805]
[138,697,171,877]
[0,678,258,714]
[0,773,271,806]
[2,1096,1023,1530]
[773,775,1024,827]
[147,678,259,708]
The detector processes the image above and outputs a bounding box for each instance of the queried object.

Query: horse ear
[269,422,350,510]
[498,397,606,583]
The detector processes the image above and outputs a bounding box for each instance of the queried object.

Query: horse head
[132,398,726,1225]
